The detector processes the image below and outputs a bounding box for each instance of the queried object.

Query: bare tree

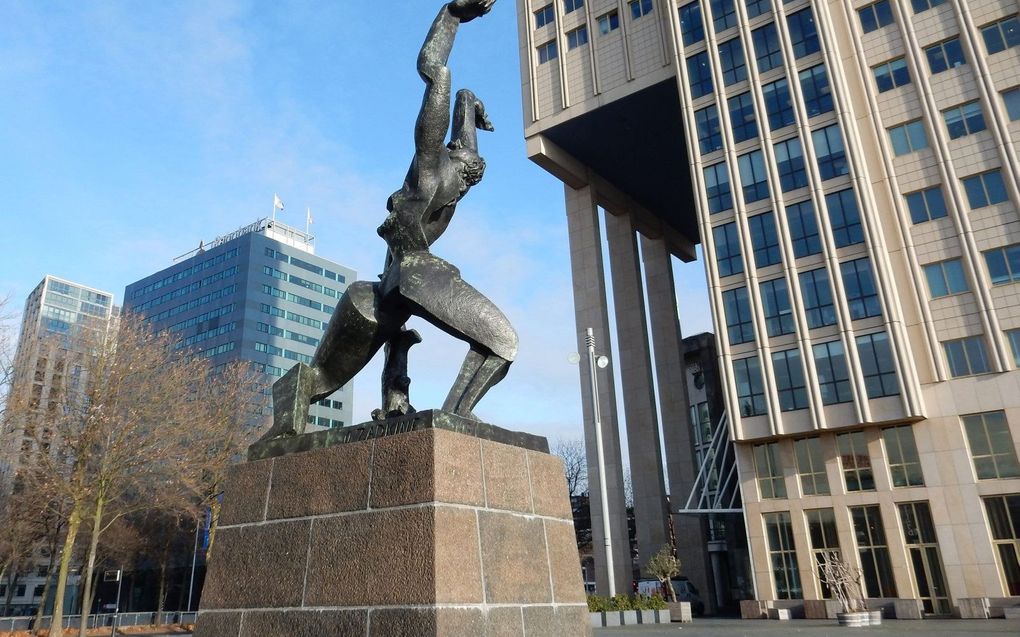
[552,438,587,498]
[24,314,214,636]
[817,551,867,614]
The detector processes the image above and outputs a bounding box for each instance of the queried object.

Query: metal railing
[0,611,196,632]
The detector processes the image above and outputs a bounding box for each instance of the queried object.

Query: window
[826,188,863,247]
[762,78,795,130]
[739,150,770,203]
[753,23,784,73]
[983,495,1020,595]
[814,340,853,405]
[925,38,965,74]
[800,65,833,117]
[905,186,948,224]
[745,0,770,19]
[723,287,755,345]
[1005,88,1020,121]
[963,412,1020,480]
[888,120,928,155]
[537,40,558,64]
[728,92,759,143]
[812,125,848,180]
[704,162,733,213]
[765,512,803,599]
[755,442,786,498]
[851,505,898,598]
[774,137,808,192]
[800,268,837,328]
[963,170,1009,209]
[923,259,968,298]
[718,38,748,86]
[598,10,620,34]
[567,25,589,49]
[687,52,714,98]
[32,585,44,598]
[749,211,781,267]
[873,57,910,93]
[943,101,986,140]
[734,356,767,416]
[711,0,738,32]
[838,431,874,491]
[985,245,1020,285]
[842,258,881,320]
[982,15,1020,55]
[943,336,991,377]
[773,348,808,411]
[787,8,820,59]
[859,0,894,33]
[856,332,899,398]
[564,0,584,13]
[535,4,555,28]
[786,200,820,257]
[910,0,944,12]
[806,508,841,598]
[1008,329,1020,367]
[679,2,705,45]
[713,222,744,276]
[883,426,924,487]
[629,0,653,19]
[760,277,795,336]
[795,438,830,496]
[899,506,949,613]
[696,105,722,154]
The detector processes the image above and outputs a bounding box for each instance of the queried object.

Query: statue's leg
[375,328,423,420]
[261,281,401,440]
[449,88,492,151]
[442,347,511,419]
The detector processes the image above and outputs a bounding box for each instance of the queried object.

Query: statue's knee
[455,88,477,103]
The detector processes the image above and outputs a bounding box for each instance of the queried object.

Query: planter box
[804,599,842,619]
[740,600,767,619]
[869,610,883,626]
[666,601,693,622]
[589,609,672,626]
[893,599,924,620]
[768,608,791,621]
[620,610,638,625]
[636,610,655,624]
[837,612,869,627]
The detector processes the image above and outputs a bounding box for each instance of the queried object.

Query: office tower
[0,275,116,612]
[123,218,356,431]
[518,0,1020,615]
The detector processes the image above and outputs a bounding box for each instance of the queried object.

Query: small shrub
[640,593,668,610]
[587,595,611,613]
[611,594,633,611]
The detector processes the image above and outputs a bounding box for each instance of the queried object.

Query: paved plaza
[594,618,1020,636]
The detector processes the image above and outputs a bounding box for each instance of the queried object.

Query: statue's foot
[474,99,495,132]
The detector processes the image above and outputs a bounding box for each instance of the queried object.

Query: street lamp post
[572,327,615,598]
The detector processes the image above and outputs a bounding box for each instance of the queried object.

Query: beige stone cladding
[194,428,590,637]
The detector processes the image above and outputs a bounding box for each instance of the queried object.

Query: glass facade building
[518,0,1020,614]
[123,219,355,430]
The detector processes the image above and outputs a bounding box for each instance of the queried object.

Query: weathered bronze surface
[261,0,516,446]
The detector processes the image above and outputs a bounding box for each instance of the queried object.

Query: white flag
[307,208,314,225]
[273,194,284,210]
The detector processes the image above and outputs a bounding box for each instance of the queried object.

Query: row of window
[195,341,235,359]
[141,285,237,325]
[695,63,833,155]
[133,266,238,313]
[167,303,235,334]
[255,321,320,348]
[131,248,239,299]
[306,415,346,429]
[261,284,335,316]
[175,321,236,350]
[686,9,819,99]
[734,331,896,417]
[724,254,879,344]
[264,247,346,283]
[254,342,313,365]
[259,303,324,331]
[262,265,342,299]
[534,0,650,63]
[924,242,1020,299]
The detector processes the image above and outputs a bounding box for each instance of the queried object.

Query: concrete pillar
[640,234,714,611]
[604,211,671,576]
[563,184,631,596]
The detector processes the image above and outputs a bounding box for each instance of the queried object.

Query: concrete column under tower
[604,212,671,576]
[640,234,714,612]
[563,184,632,596]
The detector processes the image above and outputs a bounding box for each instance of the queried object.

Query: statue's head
[450,148,486,189]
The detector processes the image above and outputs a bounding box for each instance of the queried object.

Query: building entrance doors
[898,502,951,616]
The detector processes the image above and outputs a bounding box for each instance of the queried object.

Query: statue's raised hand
[448,0,496,22]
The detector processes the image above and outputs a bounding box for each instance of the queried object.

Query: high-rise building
[0,275,116,612]
[518,0,1020,616]
[123,218,356,431]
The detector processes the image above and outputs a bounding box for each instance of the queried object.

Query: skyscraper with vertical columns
[518,0,1020,615]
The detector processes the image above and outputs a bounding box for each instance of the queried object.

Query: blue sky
[0,0,712,442]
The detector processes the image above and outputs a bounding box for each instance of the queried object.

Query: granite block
[266,441,371,519]
[218,459,272,526]
[434,506,484,603]
[479,510,552,604]
[201,520,309,609]
[523,606,592,637]
[482,440,532,513]
[433,428,485,506]
[544,519,586,603]
[240,609,367,636]
[192,611,241,637]
[370,429,436,507]
[484,607,524,637]
[370,607,485,637]
[528,451,573,520]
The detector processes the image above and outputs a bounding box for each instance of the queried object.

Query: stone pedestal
[194,415,591,637]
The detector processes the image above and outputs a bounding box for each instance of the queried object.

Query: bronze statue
[263,0,515,440]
